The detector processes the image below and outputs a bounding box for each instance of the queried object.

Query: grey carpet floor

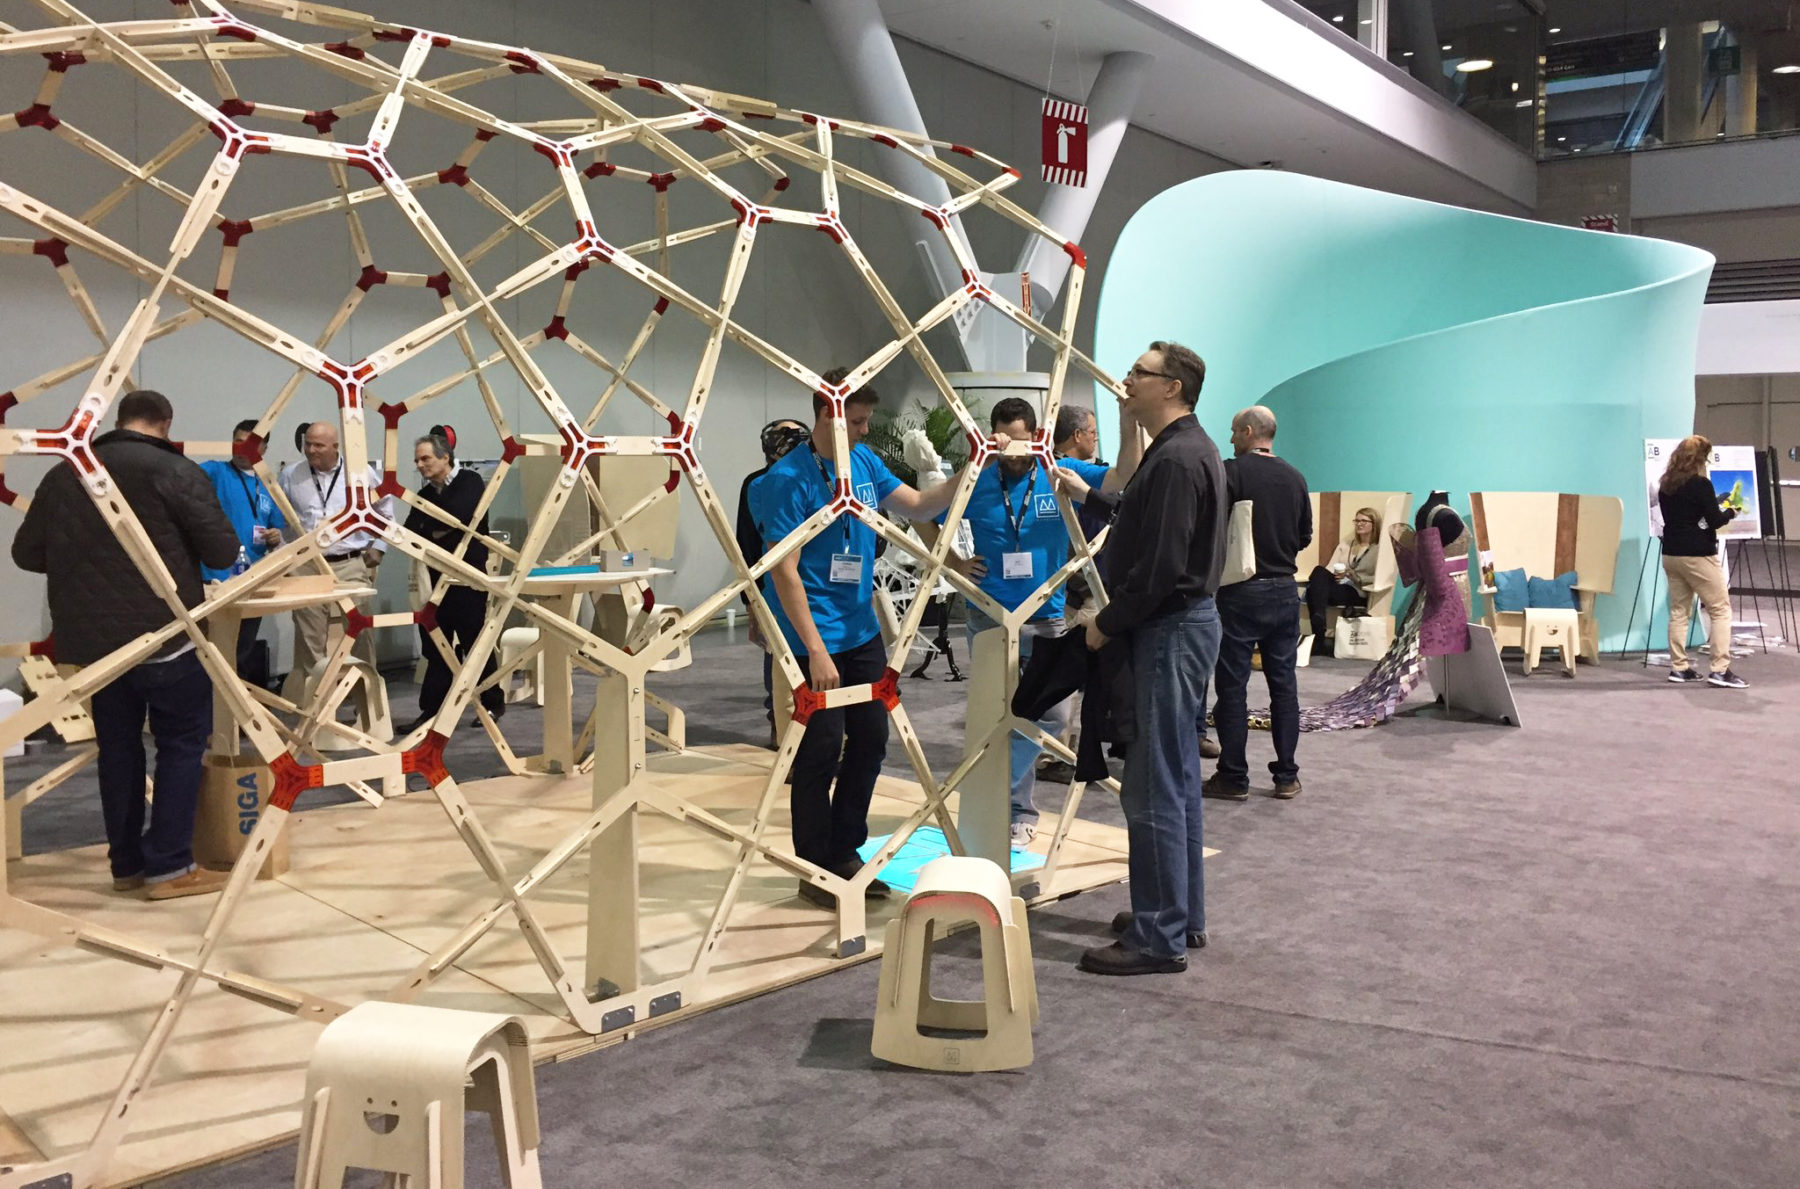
[11,629,1799,1188]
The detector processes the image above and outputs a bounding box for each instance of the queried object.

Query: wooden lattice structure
[0,2,1130,1185]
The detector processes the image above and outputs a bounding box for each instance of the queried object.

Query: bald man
[1205,404,1311,802]
[279,421,394,685]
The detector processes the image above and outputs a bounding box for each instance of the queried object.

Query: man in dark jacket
[401,433,506,730]
[12,390,241,900]
[1055,340,1227,976]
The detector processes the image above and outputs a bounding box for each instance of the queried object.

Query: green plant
[864,397,985,485]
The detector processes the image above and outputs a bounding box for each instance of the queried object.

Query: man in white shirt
[279,420,393,684]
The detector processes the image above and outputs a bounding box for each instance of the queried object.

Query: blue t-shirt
[200,459,287,581]
[946,458,1107,619]
[751,442,903,655]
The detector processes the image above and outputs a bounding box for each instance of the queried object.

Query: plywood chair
[872,855,1038,1073]
[498,626,547,706]
[295,1002,543,1189]
[1469,492,1623,663]
[300,656,392,751]
[1294,491,1410,646]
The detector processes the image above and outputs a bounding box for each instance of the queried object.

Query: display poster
[1645,439,1760,540]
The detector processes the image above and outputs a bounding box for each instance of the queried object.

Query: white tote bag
[1219,499,1256,587]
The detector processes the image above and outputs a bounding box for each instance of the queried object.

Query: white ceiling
[873,0,1537,213]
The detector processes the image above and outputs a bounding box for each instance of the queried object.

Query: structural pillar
[1663,23,1705,145]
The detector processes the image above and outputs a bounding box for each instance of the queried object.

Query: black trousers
[1304,566,1367,637]
[792,634,890,871]
[418,584,504,717]
[235,617,268,689]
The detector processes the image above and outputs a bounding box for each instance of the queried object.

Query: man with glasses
[1054,342,1227,976]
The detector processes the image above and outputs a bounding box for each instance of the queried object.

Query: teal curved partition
[1093,171,1714,652]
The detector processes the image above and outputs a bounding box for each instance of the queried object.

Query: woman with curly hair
[1658,434,1745,688]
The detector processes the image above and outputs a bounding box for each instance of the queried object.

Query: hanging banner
[1645,439,1760,540]
[1041,97,1088,187]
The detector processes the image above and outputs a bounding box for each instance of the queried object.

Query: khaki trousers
[291,555,379,683]
[1663,553,1732,674]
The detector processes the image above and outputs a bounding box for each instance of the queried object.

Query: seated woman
[1304,506,1380,652]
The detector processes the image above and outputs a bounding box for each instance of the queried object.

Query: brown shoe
[112,874,145,892]
[145,867,230,901]
[1198,735,1221,759]
[1272,779,1302,800]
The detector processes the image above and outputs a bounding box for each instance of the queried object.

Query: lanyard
[811,445,854,553]
[232,467,263,528]
[998,467,1038,551]
[310,463,342,515]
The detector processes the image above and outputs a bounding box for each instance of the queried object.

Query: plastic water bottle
[230,546,249,577]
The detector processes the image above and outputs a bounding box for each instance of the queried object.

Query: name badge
[830,553,864,584]
[1002,551,1034,580]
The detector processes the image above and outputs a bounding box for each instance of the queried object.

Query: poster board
[1644,440,1760,540]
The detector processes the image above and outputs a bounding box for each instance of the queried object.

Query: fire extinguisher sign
[1041,97,1088,187]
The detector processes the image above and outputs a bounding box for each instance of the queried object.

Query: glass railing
[1284,0,1800,159]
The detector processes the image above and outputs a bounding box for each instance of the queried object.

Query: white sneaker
[1009,820,1037,848]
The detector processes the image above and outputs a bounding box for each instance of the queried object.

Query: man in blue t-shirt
[200,419,286,683]
[750,371,976,907]
[950,398,1120,846]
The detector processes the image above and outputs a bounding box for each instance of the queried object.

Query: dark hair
[989,396,1038,433]
[116,389,173,426]
[232,418,259,436]
[1148,340,1205,408]
[294,421,312,452]
[1053,403,1094,445]
[813,367,880,418]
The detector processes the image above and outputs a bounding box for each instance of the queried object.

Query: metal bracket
[600,1004,636,1033]
[837,934,866,958]
[648,991,681,1018]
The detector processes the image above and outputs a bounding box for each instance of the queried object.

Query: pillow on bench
[1492,567,1529,613]
[1526,571,1580,611]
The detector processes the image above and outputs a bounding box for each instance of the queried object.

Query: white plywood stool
[301,656,392,751]
[499,627,546,706]
[1523,607,1580,677]
[295,1001,543,1189]
[871,855,1039,1073]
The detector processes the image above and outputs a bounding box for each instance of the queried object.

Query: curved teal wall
[1094,171,1714,650]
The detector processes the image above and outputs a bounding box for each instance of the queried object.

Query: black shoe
[1111,910,1206,950]
[833,860,891,899]
[1707,668,1748,689]
[1198,735,1221,760]
[1667,667,1702,684]
[796,880,835,908]
[1035,758,1075,784]
[1078,941,1186,976]
[398,714,430,734]
[469,703,505,729]
[1272,778,1302,800]
[1202,774,1250,802]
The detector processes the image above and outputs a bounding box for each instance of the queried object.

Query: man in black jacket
[12,390,241,900]
[1205,405,1311,802]
[401,433,505,730]
[1056,341,1227,975]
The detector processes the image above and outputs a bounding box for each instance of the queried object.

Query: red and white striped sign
[1041,97,1088,187]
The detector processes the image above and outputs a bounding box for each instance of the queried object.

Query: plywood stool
[872,855,1038,1073]
[301,656,392,750]
[295,1001,543,1189]
[499,626,546,706]
[1523,607,1579,677]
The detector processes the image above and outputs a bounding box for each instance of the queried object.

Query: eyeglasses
[1125,364,1177,382]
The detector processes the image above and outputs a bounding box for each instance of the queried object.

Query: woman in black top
[1657,434,1745,688]
[402,433,508,727]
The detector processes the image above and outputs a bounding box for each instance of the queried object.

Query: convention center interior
[0,0,1796,1185]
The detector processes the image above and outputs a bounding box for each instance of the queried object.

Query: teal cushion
[1527,571,1580,611]
[1492,567,1529,612]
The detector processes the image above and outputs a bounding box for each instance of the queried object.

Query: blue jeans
[1119,598,1220,958]
[89,650,213,881]
[1214,579,1302,787]
[965,607,1068,825]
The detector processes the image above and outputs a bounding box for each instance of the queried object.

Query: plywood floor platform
[0,745,1130,1187]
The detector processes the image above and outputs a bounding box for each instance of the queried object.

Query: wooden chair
[1523,607,1580,677]
[300,655,391,751]
[1293,491,1410,647]
[295,1001,543,1189]
[872,856,1038,1073]
[498,626,546,706]
[1469,492,1623,663]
